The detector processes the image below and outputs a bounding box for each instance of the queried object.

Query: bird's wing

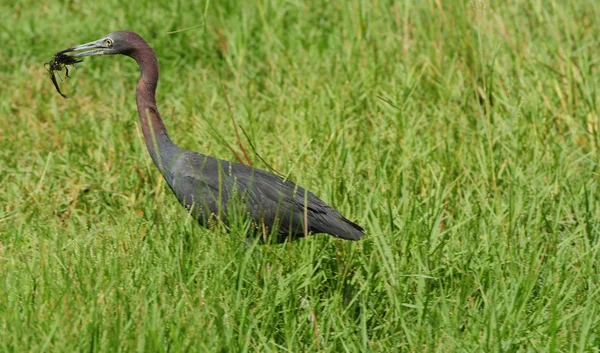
[168,153,236,225]
[230,164,363,239]
[169,151,363,240]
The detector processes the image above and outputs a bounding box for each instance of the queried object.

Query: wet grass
[1,0,600,351]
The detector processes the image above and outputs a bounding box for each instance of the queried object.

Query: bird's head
[56,30,147,59]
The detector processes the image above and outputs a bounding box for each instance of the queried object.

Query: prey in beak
[45,37,113,98]
[44,52,82,98]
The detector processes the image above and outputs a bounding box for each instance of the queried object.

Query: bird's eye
[105,38,113,47]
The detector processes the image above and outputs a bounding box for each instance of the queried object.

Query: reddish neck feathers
[131,46,177,172]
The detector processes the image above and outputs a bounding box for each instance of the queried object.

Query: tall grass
[1,0,599,351]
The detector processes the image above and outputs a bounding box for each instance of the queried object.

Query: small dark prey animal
[45,52,82,98]
[55,30,364,242]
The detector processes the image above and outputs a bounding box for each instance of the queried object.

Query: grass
[1,0,600,351]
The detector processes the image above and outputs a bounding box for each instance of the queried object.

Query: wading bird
[56,30,364,242]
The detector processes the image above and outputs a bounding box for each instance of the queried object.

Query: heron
[55,30,364,243]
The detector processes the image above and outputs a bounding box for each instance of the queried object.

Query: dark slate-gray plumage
[57,30,364,242]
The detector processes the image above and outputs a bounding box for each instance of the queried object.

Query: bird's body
[56,30,364,242]
[167,150,364,241]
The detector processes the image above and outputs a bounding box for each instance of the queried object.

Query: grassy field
[1,0,600,351]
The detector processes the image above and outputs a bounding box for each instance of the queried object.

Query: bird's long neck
[133,48,179,174]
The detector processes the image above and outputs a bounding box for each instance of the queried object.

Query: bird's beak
[57,38,110,58]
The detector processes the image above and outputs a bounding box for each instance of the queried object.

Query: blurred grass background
[1,0,599,351]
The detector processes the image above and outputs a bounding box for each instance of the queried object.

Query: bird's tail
[337,215,365,240]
